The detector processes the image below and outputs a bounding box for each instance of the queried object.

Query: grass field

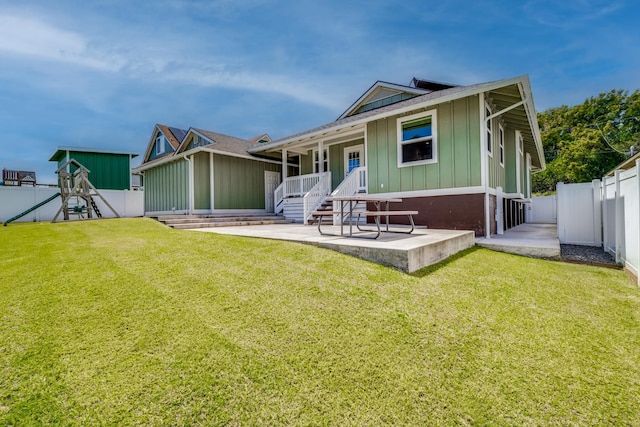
[1,218,639,425]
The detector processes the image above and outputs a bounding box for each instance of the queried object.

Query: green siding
[329,139,364,189]
[213,155,280,209]
[62,152,131,190]
[504,127,517,193]
[367,95,481,194]
[193,152,211,209]
[300,153,313,175]
[144,159,189,212]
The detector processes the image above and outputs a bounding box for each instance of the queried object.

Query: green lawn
[1,218,639,425]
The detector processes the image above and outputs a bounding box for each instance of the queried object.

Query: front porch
[274,166,367,224]
[193,223,475,273]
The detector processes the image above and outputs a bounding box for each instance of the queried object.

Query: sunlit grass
[0,218,638,425]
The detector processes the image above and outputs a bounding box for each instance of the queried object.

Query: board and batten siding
[367,96,481,194]
[486,116,506,190]
[193,152,211,210]
[213,154,280,209]
[144,159,189,212]
[60,152,132,190]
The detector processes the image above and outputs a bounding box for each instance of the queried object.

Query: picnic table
[311,195,418,239]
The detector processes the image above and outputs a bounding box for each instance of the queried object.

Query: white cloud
[0,13,341,111]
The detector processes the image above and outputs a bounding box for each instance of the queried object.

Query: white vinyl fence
[526,195,557,223]
[556,159,640,283]
[557,181,602,246]
[0,186,144,224]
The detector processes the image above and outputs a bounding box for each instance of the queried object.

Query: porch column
[282,148,288,181]
[318,141,324,173]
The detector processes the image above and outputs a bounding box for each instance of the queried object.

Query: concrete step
[169,218,294,229]
[162,215,284,225]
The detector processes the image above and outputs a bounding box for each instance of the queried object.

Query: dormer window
[155,135,166,155]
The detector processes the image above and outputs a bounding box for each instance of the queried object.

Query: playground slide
[3,192,61,226]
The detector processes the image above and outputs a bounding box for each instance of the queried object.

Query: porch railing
[274,172,327,214]
[330,166,367,225]
[303,172,332,225]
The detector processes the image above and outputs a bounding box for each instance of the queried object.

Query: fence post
[592,179,602,247]
[556,182,564,243]
[615,171,622,264]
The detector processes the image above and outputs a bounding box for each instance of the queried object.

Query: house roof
[49,146,138,162]
[134,127,280,173]
[141,124,187,163]
[337,80,430,120]
[250,74,545,169]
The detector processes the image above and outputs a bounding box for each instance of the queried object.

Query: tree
[532,89,640,194]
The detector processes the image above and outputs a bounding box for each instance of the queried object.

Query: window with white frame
[155,135,166,155]
[499,125,505,167]
[313,148,328,173]
[397,110,437,167]
[485,105,493,156]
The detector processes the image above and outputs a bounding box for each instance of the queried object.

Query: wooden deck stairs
[152,213,294,230]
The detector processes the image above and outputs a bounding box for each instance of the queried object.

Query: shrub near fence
[0,186,144,223]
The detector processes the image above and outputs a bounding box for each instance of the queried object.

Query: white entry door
[344,144,365,176]
[264,171,281,212]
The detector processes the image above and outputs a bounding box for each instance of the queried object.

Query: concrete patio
[192,224,475,273]
[476,223,560,259]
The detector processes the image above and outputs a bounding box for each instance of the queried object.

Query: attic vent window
[155,135,166,155]
[397,110,438,167]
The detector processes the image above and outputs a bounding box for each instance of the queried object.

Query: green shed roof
[49,146,139,162]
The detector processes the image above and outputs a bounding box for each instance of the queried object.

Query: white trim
[485,102,493,157]
[396,109,438,168]
[372,185,488,199]
[364,124,369,193]
[526,153,532,198]
[249,75,538,154]
[338,81,429,120]
[210,152,215,211]
[498,124,505,167]
[480,93,487,188]
[515,130,523,194]
[133,145,284,173]
[344,144,365,176]
[312,146,329,174]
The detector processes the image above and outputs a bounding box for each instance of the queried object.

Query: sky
[1,0,639,184]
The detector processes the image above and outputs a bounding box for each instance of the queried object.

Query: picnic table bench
[311,195,418,239]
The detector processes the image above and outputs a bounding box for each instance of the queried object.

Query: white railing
[284,173,324,197]
[330,167,367,225]
[274,182,284,214]
[302,172,332,225]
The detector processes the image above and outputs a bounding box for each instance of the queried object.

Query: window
[397,110,437,167]
[191,134,209,149]
[486,105,493,156]
[313,148,328,173]
[155,135,166,155]
[499,125,505,167]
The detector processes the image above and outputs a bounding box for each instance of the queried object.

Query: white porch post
[496,186,504,235]
[187,155,194,213]
[282,148,288,181]
[318,141,324,173]
[210,152,215,212]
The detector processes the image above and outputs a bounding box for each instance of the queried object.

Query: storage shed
[49,147,138,190]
